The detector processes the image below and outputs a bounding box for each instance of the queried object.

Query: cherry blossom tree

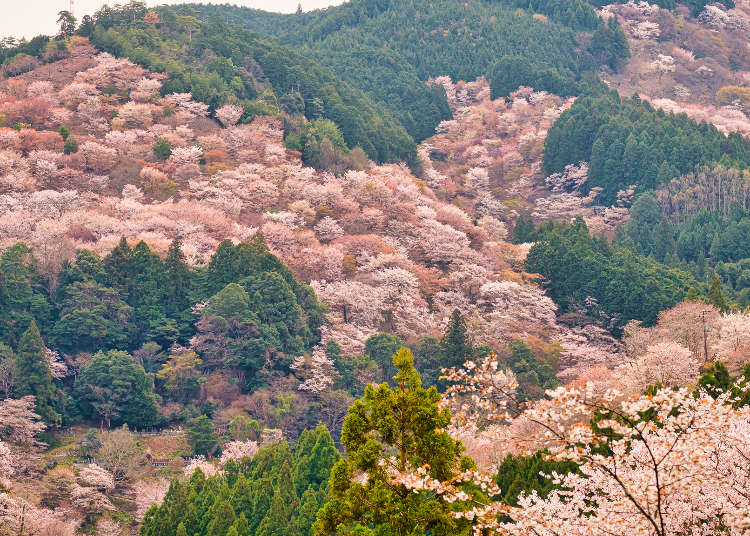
[130,78,162,103]
[311,280,384,326]
[27,81,57,105]
[59,82,99,107]
[0,396,47,446]
[132,479,170,521]
[218,440,259,465]
[0,492,79,536]
[395,370,750,536]
[164,93,209,117]
[169,145,202,166]
[315,216,345,243]
[215,104,243,127]
[0,440,13,478]
[80,141,118,173]
[716,313,750,366]
[95,518,122,536]
[291,346,337,393]
[72,464,115,520]
[115,101,153,129]
[77,97,109,133]
[183,456,220,478]
[617,341,698,393]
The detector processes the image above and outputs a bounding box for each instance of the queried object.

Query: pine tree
[231,513,251,536]
[187,415,219,457]
[296,487,321,536]
[164,237,192,318]
[293,424,339,494]
[176,522,188,536]
[206,240,238,296]
[256,487,296,536]
[440,309,473,366]
[230,474,253,517]
[685,286,699,301]
[708,274,727,311]
[206,499,236,536]
[104,237,132,299]
[15,321,59,424]
[314,348,476,536]
[249,476,273,532]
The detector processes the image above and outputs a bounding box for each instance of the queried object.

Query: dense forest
[543,90,750,203]
[191,0,630,141]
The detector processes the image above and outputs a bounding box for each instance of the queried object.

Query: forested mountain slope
[81,3,417,166]
[191,0,629,142]
[1,1,750,535]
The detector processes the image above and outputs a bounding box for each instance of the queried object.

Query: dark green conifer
[15,321,59,424]
[708,274,727,311]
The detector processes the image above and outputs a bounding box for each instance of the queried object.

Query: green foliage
[0,35,51,64]
[75,349,158,428]
[525,218,694,327]
[293,118,369,173]
[314,348,476,536]
[414,309,474,389]
[697,361,750,407]
[507,338,558,401]
[15,321,60,425]
[153,137,172,161]
[543,92,750,203]
[490,56,580,99]
[63,136,78,154]
[140,429,338,536]
[363,333,403,383]
[495,452,578,506]
[193,0,623,149]
[591,17,630,71]
[52,281,136,353]
[616,193,750,305]
[708,274,727,311]
[188,415,219,457]
[57,124,70,140]
[293,424,340,496]
[0,242,51,345]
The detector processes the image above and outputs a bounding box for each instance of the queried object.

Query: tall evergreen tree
[15,321,59,424]
[164,237,192,317]
[206,499,236,536]
[187,415,219,457]
[708,274,727,311]
[440,309,473,366]
[256,487,298,536]
[314,348,476,536]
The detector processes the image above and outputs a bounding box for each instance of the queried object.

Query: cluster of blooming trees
[598,1,750,139]
[0,38,646,401]
[376,348,750,536]
[418,80,633,235]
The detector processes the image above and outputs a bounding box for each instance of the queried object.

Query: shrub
[153,137,172,160]
[63,136,78,154]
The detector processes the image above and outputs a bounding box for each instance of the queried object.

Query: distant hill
[189,0,629,142]
[80,3,418,166]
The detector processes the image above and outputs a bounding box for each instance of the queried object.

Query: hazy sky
[1,0,345,40]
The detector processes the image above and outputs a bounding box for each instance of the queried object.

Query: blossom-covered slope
[0,39,619,374]
[601,0,750,135]
[419,78,631,237]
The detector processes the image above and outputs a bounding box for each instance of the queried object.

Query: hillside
[1,1,750,535]
[191,0,626,142]
[82,2,417,166]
